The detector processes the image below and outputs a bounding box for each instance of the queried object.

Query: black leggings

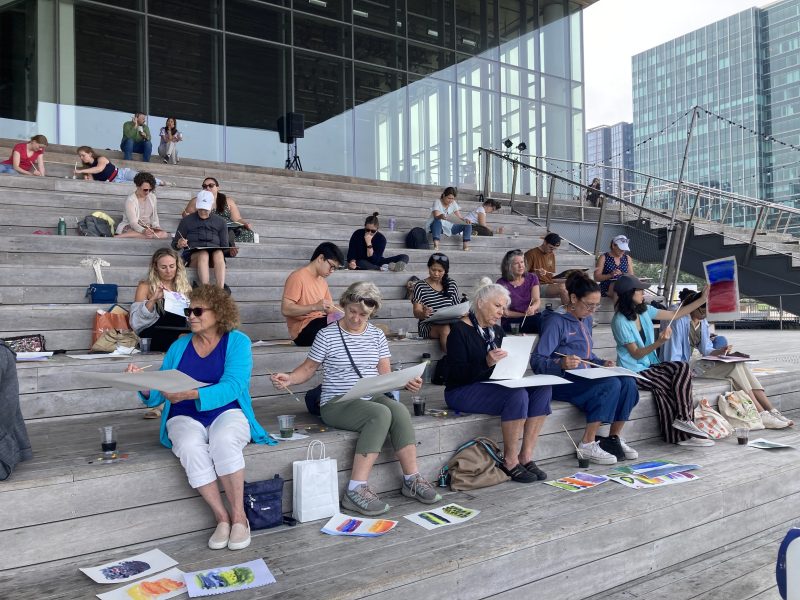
[293,316,329,346]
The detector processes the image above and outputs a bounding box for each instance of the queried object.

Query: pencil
[554,352,598,368]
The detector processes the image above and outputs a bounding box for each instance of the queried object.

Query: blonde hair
[471,276,510,311]
[143,248,192,298]
[340,281,382,316]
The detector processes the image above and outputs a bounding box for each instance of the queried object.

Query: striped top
[308,322,391,405]
[412,278,461,337]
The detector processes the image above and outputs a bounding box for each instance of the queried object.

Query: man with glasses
[524,233,570,306]
[282,242,345,346]
[347,213,409,272]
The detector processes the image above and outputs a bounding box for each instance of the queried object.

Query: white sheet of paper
[481,374,570,388]
[96,567,186,599]
[403,503,480,530]
[269,432,310,442]
[80,548,178,584]
[491,336,536,380]
[566,366,649,381]
[15,351,53,361]
[80,369,210,393]
[70,354,134,360]
[184,558,276,597]
[748,438,794,450]
[337,362,427,402]
[163,290,190,317]
[422,301,470,324]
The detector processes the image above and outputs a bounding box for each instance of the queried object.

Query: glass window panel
[226,0,289,44]
[148,0,221,28]
[498,0,522,43]
[408,42,454,77]
[294,14,351,58]
[148,21,222,124]
[293,50,353,127]
[295,0,347,21]
[353,0,403,36]
[0,0,38,120]
[226,37,287,129]
[75,6,143,112]
[541,75,570,106]
[354,64,406,104]
[354,28,405,70]
[407,0,453,47]
[93,0,141,9]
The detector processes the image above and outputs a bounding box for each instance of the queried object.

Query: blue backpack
[777,527,800,598]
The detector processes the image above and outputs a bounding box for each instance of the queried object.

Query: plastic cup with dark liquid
[412,396,426,416]
[735,427,749,445]
[277,414,296,438]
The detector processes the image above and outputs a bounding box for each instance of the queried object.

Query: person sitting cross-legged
[347,212,409,272]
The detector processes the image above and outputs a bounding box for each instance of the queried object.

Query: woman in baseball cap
[595,234,634,301]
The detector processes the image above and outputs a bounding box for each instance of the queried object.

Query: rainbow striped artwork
[703,256,739,321]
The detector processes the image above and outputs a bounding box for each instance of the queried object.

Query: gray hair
[339,281,382,315]
[471,276,510,311]
[500,249,524,282]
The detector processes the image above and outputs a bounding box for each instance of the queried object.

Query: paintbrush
[664,298,685,330]
[554,352,599,368]
[519,298,535,331]
[269,373,301,402]
[562,425,580,452]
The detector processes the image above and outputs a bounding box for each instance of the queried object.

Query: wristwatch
[366,245,373,249]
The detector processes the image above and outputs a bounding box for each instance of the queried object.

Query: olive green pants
[320,395,416,455]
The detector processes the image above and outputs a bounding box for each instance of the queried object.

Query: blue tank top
[91,158,117,181]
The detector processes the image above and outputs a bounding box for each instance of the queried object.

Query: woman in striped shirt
[411,253,461,353]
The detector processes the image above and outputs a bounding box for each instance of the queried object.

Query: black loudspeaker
[277,113,304,144]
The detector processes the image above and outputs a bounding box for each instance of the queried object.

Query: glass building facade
[632,0,800,206]
[0,0,595,188]
[585,121,632,196]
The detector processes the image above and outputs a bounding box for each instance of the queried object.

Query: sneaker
[596,435,624,461]
[207,522,230,550]
[401,474,442,504]
[760,410,790,429]
[163,157,169,163]
[390,260,407,272]
[521,461,547,480]
[342,484,389,517]
[672,419,710,438]
[677,437,715,447]
[770,409,794,426]
[618,437,639,460]
[578,441,617,465]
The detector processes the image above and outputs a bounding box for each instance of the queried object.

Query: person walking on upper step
[0,135,47,176]
[272,282,440,517]
[586,177,603,207]
[445,278,552,482]
[282,242,345,346]
[596,234,634,301]
[121,112,153,162]
[425,187,472,251]
[531,272,639,465]
[661,288,792,429]
[524,233,570,307]
[127,285,274,551]
[497,249,541,335]
[182,177,254,245]
[347,212,409,272]
[611,275,713,447]
[463,198,503,236]
[411,253,461,353]
[158,117,183,165]
[115,172,169,239]
[173,190,230,292]
[74,146,166,186]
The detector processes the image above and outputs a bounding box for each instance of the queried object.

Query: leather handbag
[244,474,284,530]
[717,390,764,431]
[694,398,733,439]
[442,437,510,491]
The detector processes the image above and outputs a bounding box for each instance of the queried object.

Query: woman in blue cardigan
[127,284,274,552]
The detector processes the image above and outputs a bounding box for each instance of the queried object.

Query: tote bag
[717,390,764,431]
[693,398,733,439]
[292,440,338,523]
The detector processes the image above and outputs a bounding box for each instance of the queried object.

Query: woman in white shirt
[425,187,472,251]
[464,198,503,236]
[116,172,169,239]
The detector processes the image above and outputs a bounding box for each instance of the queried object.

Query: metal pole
[744,205,766,265]
[510,162,519,212]
[482,148,491,200]
[637,176,652,222]
[780,295,784,330]
[545,177,556,232]
[667,191,701,303]
[657,225,675,297]
[670,106,698,227]
[593,196,608,258]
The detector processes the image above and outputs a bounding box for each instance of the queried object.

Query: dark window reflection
[226,0,288,44]
[407,0,453,47]
[92,0,141,9]
[75,6,142,111]
[227,38,286,129]
[0,1,37,120]
[354,29,405,70]
[148,21,221,124]
[294,51,352,126]
[294,0,347,22]
[148,0,221,28]
[294,14,351,57]
[408,42,454,76]
[353,0,403,35]
[354,65,406,104]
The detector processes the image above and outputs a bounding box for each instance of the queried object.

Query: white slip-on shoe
[227,521,251,550]
[208,522,230,550]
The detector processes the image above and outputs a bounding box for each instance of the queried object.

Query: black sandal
[502,463,538,483]
[522,461,547,481]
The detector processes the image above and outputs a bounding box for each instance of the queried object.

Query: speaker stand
[285,140,303,171]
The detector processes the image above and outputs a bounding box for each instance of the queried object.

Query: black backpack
[77,215,113,237]
[405,227,430,250]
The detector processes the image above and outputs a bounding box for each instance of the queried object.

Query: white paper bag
[292,440,339,523]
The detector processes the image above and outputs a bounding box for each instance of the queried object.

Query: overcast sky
[582,0,772,129]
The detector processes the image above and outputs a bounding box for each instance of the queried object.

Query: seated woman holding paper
[496,249,541,334]
[444,278,552,483]
[127,285,273,551]
[271,282,440,517]
[411,253,462,352]
[172,190,230,290]
[531,272,639,465]
[115,172,170,239]
[611,275,713,446]
[661,288,791,428]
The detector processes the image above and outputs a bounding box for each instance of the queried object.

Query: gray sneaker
[390,260,407,272]
[341,484,389,516]
[401,474,442,504]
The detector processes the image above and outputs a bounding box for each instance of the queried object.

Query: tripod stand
[285,140,303,171]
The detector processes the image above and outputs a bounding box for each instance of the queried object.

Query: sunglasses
[431,253,449,263]
[140,187,152,192]
[365,228,378,234]
[201,183,217,189]
[184,307,211,317]
[353,296,378,308]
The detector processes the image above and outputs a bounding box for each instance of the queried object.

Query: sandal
[521,461,547,481]
[143,407,162,419]
[502,463,538,483]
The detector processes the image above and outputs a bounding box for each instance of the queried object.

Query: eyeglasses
[365,228,378,234]
[184,307,211,317]
[201,183,217,189]
[326,259,340,271]
[580,300,601,311]
[352,296,378,308]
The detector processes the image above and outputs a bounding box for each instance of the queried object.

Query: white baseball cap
[612,235,630,251]
[196,190,214,211]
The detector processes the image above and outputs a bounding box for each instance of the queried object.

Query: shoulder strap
[337,323,363,379]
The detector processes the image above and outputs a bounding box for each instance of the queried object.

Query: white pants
[696,360,763,393]
[166,409,250,488]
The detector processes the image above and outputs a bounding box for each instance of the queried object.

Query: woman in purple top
[496,249,541,334]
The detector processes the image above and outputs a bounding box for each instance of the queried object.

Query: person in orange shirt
[281,242,345,346]
[523,233,569,306]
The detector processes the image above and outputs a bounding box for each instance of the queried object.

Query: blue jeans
[0,164,18,175]
[430,220,472,241]
[120,138,152,162]
[445,382,551,421]
[553,373,639,424]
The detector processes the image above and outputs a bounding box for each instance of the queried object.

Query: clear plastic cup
[277,414,296,438]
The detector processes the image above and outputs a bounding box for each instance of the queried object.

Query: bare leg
[218,469,247,525]
[395,444,419,475]
[211,249,226,288]
[115,230,148,239]
[195,480,229,524]
[749,389,774,412]
[582,421,601,444]
[430,323,451,353]
[501,419,525,470]
[517,415,546,464]
[191,252,211,284]
[609,421,626,437]
[557,283,570,307]
[351,452,379,481]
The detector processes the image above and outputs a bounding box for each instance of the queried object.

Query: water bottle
[57,217,66,236]
[388,217,396,231]
[421,353,432,384]
[391,361,403,401]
